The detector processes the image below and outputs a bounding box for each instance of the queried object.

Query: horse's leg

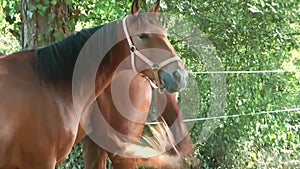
[81,136,138,169]
[161,93,199,168]
[85,74,151,169]
[82,136,108,169]
[24,163,56,169]
[108,154,137,169]
[162,93,194,155]
[20,158,56,169]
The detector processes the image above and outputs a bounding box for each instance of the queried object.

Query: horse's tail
[119,119,193,169]
[136,153,182,168]
[117,142,182,169]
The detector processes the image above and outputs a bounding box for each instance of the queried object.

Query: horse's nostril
[172,71,182,82]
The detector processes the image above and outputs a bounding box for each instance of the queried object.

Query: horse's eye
[138,33,149,40]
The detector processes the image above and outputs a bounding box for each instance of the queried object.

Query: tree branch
[141,0,147,11]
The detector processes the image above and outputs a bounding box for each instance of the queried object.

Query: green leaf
[47,25,53,33]
[36,4,43,10]
[26,10,33,19]
[269,134,276,140]
[37,34,44,42]
[43,0,49,6]
[51,0,57,5]
[49,13,55,21]
[41,6,47,14]
[66,0,72,5]
[249,151,257,159]
[28,5,36,12]
[53,32,63,41]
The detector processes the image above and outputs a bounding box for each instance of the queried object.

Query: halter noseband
[122,15,181,91]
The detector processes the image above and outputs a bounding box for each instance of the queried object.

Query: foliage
[0,0,299,168]
[171,0,300,168]
[56,144,83,169]
[0,0,20,53]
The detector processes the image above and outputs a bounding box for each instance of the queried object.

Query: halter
[122,15,182,92]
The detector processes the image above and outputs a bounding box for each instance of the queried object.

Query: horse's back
[0,51,76,168]
[0,51,38,144]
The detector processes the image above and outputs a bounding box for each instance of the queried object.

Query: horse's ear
[148,0,160,13]
[131,0,140,15]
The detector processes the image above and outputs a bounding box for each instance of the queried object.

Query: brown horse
[79,1,196,168]
[0,0,189,168]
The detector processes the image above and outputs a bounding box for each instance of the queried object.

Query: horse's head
[122,0,188,93]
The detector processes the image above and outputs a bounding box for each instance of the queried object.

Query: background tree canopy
[0,0,299,168]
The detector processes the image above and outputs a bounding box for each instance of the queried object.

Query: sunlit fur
[0,53,5,58]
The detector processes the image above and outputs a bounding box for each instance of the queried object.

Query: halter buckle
[151,63,160,71]
[130,45,136,53]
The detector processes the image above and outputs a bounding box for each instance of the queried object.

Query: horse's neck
[38,21,132,145]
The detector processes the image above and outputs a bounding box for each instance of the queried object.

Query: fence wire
[147,69,300,125]
[146,108,300,125]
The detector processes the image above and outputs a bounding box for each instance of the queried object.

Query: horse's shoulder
[0,51,38,81]
[0,50,34,65]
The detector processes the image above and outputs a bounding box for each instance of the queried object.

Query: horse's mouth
[159,70,188,93]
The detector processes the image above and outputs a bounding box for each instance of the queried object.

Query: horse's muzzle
[159,69,188,93]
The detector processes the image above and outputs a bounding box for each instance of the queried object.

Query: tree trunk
[20,0,73,49]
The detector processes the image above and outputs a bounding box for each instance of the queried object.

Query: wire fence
[189,69,300,74]
[146,108,300,125]
[147,68,300,125]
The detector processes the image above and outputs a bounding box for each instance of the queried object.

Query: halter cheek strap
[122,15,181,91]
